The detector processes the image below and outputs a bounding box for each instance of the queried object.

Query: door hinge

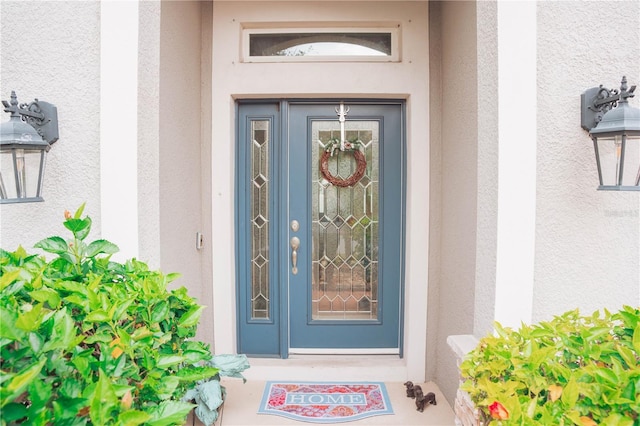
[196,232,204,250]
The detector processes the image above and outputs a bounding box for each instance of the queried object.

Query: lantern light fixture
[0,91,59,203]
[581,76,640,191]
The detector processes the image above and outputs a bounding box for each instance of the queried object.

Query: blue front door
[237,100,405,357]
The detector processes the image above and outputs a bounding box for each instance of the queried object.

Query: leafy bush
[460,307,640,426]
[0,205,245,425]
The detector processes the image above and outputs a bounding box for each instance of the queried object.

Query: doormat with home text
[258,381,394,423]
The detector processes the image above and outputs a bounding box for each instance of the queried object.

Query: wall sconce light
[0,91,59,203]
[581,76,640,191]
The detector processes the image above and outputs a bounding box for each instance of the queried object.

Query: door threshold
[243,354,408,382]
[289,348,400,355]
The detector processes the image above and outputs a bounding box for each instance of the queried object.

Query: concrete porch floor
[216,379,455,425]
[191,356,456,425]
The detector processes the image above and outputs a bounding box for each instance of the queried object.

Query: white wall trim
[100,1,139,260]
[494,1,536,328]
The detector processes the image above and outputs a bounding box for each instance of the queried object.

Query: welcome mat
[258,381,394,423]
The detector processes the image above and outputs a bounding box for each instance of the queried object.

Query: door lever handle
[290,236,300,275]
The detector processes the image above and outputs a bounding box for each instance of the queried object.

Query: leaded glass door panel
[237,101,404,356]
[310,121,379,321]
[289,102,403,351]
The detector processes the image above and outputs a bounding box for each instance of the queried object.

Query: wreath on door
[320,139,367,187]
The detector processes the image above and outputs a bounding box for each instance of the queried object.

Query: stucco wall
[138,1,162,268]
[427,0,443,384]
[534,0,640,320]
[152,0,214,345]
[0,1,101,252]
[158,1,207,316]
[431,0,478,405]
[473,0,498,338]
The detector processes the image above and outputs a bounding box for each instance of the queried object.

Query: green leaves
[89,371,118,424]
[34,236,68,255]
[560,377,578,408]
[156,355,186,369]
[633,323,640,354]
[0,205,230,426]
[64,215,92,241]
[0,269,21,292]
[84,309,112,322]
[34,205,119,277]
[175,366,220,382]
[30,288,61,308]
[1,358,46,407]
[461,307,640,425]
[86,240,119,258]
[15,303,44,331]
[146,401,196,426]
[178,305,205,328]
[118,410,152,426]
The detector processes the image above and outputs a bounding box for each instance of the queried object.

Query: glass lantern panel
[0,148,44,200]
[595,135,640,187]
[625,136,640,187]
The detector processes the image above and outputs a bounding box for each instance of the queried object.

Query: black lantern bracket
[2,91,59,145]
[581,76,636,132]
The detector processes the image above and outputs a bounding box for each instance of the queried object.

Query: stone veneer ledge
[448,334,481,426]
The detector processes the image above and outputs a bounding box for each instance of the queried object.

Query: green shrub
[460,307,640,426]
[0,205,242,425]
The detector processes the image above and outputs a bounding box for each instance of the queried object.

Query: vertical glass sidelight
[237,103,281,356]
[251,120,270,319]
[311,121,379,320]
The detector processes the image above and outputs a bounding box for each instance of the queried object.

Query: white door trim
[210,1,430,381]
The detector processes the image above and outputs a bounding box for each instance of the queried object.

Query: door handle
[290,236,300,275]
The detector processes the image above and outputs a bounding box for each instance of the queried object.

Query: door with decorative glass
[237,100,404,357]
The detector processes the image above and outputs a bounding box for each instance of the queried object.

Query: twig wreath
[320,138,366,187]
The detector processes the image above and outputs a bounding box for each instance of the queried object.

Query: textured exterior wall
[432,0,478,405]
[427,0,443,384]
[138,1,162,268]
[534,1,640,320]
[158,1,205,308]
[0,1,101,251]
[473,0,498,338]
[199,1,214,346]
[153,0,214,345]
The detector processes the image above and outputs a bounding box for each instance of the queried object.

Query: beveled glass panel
[311,120,379,320]
[0,149,44,200]
[251,120,270,319]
